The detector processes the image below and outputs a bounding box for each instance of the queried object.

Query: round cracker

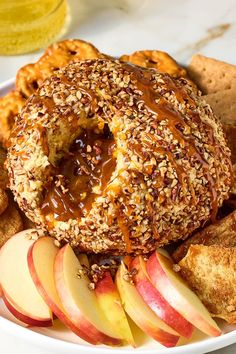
[120,50,187,78]
[16,63,42,98]
[0,91,25,146]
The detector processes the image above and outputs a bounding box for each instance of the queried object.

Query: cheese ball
[7,59,232,254]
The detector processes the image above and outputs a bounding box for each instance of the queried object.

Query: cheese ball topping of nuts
[7,59,232,254]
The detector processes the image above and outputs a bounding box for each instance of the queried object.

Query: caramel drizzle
[124,63,218,221]
[107,184,134,253]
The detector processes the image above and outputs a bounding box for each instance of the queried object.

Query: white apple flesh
[0,229,52,326]
[146,250,221,337]
[95,270,136,346]
[116,262,179,347]
[132,256,193,338]
[2,292,52,327]
[27,236,102,344]
[54,244,122,346]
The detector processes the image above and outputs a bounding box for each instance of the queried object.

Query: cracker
[0,188,8,215]
[0,90,25,146]
[188,54,236,94]
[172,210,236,263]
[120,50,187,78]
[16,63,42,98]
[38,39,103,80]
[203,87,236,124]
[203,89,236,167]
[179,245,236,323]
[0,202,23,248]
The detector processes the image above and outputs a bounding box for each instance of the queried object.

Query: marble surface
[0,0,236,82]
[0,0,236,353]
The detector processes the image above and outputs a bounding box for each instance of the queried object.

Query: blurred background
[0,0,236,82]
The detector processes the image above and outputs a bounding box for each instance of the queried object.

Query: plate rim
[0,78,236,354]
[1,313,236,354]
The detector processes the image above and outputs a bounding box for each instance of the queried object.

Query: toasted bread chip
[0,202,23,248]
[188,55,236,94]
[16,39,103,98]
[0,90,25,145]
[0,146,8,189]
[0,188,8,215]
[179,245,236,323]
[172,210,236,263]
[120,50,187,78]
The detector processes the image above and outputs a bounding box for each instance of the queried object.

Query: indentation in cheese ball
[7,59,232,254]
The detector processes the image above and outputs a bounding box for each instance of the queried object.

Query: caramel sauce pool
[41,128,115,221]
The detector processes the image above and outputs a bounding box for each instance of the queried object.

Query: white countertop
[0,0,236,353]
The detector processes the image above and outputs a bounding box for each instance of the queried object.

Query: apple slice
[78,254,135,346]
[95,270,136,346]
[2,292,52,327]
[54,244,122,346]
[146,250,221,337]
[131,256,193,338]
[0,229,52,326]
[28,236,102,345]
[116,262,179,347]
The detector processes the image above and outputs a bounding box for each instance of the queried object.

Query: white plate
[0,79,236,354]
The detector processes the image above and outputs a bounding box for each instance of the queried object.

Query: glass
[0,0,68,55]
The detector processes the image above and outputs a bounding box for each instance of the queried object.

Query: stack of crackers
[0,39,236,324]
[173,55,236,324]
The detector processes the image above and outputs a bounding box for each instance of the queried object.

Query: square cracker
[203,88,236,164]
[188,54,236,94]
[203,87,236,124]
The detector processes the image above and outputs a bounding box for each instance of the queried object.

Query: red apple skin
[146,252,221,337]
[131,256,193,338]
[27,239,99,345]
[95,271,115,295]
[116,264,180,348]
[95,271,136,347]
[55,245,122,347]
[2,291,52,327]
